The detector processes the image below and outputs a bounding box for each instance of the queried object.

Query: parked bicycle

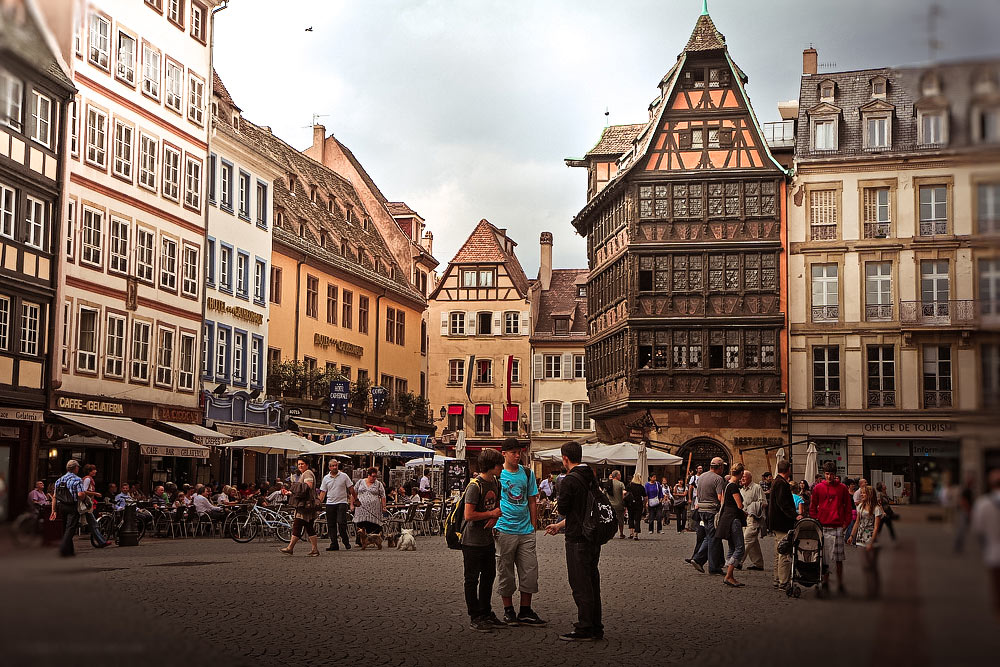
[12,506,47,548]
[226,503,293,543]
[94,504,150,545]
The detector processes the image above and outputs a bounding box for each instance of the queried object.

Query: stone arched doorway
[676,438,730,476]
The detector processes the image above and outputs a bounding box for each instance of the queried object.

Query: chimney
[312,124,326,163]
[802,47,818,76]
[539,232,553,291]
[421,230,433,256]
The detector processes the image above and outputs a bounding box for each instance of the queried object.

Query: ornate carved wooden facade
[569,10,789,448]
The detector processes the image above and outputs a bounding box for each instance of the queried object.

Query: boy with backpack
[495,438,546,626]
[461,448,505,632]
[544,441,608,641]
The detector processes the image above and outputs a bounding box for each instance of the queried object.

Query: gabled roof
[438,219,530,297]
[387,201,420,218]
[0,0,73,93]
[586,123,647,157]
[683,12,726,52]
[532,269,589,342]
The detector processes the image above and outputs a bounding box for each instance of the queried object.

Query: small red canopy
[447,405,464,415]
[474,404,491,415]
[502,405,519,422]
[366,425,395,434]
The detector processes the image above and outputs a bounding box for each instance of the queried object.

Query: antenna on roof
[819,61,838,71]
[604,107,610,127]
[927,3,942,62]
[303,113,329,129]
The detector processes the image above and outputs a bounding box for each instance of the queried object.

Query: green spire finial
[701,0,708,15]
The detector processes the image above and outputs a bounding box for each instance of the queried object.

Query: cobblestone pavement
[1,520,996,667]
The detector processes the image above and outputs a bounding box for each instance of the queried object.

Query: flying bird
[305,26,313,32]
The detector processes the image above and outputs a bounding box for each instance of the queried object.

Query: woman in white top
[848,485,884,599]
[80,464,107,548]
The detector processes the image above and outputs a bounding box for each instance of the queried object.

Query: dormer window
[232,113,239,130]
[981,108,1000,144]
[577,286,586,297]
[922,72,941,97]
[870,76,888,99]
[211,101,218,117]
[812,118,837,151]
[340,240,348,257]
[918,110,947,146]
[288,174,296,193]
[362,217,370,232]
[327,197,334,213]
[554,317,570,335]
[298,222,305,238]
[819,81,835,103]
[346,207,353,224]
[860,99,894,151]
[319,231,327,247]
[309,186,316,203]
[275,210,284,228]
[973,68,998,96]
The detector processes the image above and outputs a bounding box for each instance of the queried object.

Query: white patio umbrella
[215,431,317,455]
[455,430,467,461]
[773,447,786,478]
[804,442,819,485]
[532,443,681,466]
[405,455,456,467]
[311,431,435,457]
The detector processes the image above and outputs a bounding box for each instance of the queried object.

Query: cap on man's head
[66,459,80,471]
[710,457,725,468]
[501,438,522,451]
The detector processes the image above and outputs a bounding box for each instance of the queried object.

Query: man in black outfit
[767,459,798,590]
[545,442,603,641]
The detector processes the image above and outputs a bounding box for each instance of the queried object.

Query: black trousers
[57,503,80,556]
[462,544,496,619]
[646,504,663,531]
[326,503,350,547]
[674,506,687,532]
[566,540,603,635]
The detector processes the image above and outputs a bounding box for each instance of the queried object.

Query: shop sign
[154,406,202,423]
[55,396,125,415]
[0,408,44,422]
[863,421,955,434]
[214,423,275,439]
[313,333,364,358]
[734,437,784,449]
[206,297,264,326]
[139,444,209,460]
[913,442,960,458]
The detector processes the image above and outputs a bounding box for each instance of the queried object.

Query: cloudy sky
[214,0,998,277]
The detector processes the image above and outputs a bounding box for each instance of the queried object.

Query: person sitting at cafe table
[151,485,168,508]
[265,483,287,506]
[193,487,225,521]
[217,486,241,507]
[113,482,133,511]
[28,480,49,514]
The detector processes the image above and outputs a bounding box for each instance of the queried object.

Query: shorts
[822,526,845,565]
[495,532,539,596]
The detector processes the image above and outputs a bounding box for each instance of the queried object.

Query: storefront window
[863,439,959,504]
[813,438,846,478]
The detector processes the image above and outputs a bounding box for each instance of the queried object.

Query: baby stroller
[782,517,824,598]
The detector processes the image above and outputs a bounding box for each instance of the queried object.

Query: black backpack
[445,478,482,550]
[581,476,618,545]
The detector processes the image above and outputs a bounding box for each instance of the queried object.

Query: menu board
[444,459,470,495]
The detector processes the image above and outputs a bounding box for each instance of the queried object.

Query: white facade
[202,104,276,396]
[60,0,218,414]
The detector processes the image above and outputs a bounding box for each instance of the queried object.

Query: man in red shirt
[809,461,853,595]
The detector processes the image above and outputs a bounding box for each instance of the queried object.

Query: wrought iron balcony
[899,300,975,326]
[867,390,896,408]
[863,222,891,239]
[810,224,837,241]
[762,120,795,148]
[918,220,948,236]
[811,305,840,322]
[813,390,841,408]
[923,390,952,408]
[865,304,893,321]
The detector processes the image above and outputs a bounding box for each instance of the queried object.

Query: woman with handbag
[717,463,747,588]
[672,478,689,532]
[80,464,107,548]
[353,467,387,543]
[279,457,320,556]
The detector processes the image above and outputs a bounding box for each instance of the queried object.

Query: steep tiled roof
[387,201,418,217]
[330,136,391,205]
[236,118,423,305]
[796,58,1000,160]
[446,219,531,296]
[586,123,647,157]
[684,13,726,53]
[0,1,73,93]
[532,269,589,342]
[212,68,240,111]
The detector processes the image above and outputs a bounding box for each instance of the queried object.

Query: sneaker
[469,618,493,632]
[485,612,508,628]
[747,565,764,571]
[326,545,338,551]
[502,607,519,625]
[559,631,596,642]
[517,608,546,626]
[689,560,705,573]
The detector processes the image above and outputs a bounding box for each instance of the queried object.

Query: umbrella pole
[765,450,772,474]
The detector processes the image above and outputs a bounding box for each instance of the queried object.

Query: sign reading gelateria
[56,396,125,415]
[0,408,45,422]
[206,297,264,326]
[313,333,364,358]
[862,421,956,434]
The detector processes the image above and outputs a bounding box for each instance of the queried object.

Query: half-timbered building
[568,8,789,471]
[427,220,532,452]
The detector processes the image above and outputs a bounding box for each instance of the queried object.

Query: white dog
[396,528,417,551]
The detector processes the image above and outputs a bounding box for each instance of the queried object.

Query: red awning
[365,425,395,434]
[474,405,491,416]
[502,405,519,422]
[447,405,464,415]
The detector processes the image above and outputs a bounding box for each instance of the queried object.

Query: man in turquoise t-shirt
[495,438,546,626]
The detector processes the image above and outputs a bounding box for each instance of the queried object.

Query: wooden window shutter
[677,130,692,150]
[467,311,476,335]
[809,190,837,226]
[562,353,573,379]
[863,189,875,224]
[440,312,449,335]
[533,354,544,380]
[521,311,530,335]
[561,402,573,432]
[493,311,502,336]
[530,402,542,431]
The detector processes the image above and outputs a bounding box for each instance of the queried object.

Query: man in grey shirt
[319,460,356,551]
[688,457,728,575]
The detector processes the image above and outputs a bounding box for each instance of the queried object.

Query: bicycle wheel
[96,514,115,544]
[274,519,292,543]
[12,512,42,548]
[229,513,259,543]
